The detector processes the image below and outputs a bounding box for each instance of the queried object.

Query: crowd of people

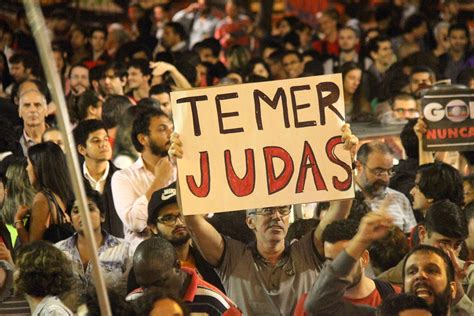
[0,0,473,315]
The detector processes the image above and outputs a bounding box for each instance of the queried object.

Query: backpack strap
[373,279,396,300]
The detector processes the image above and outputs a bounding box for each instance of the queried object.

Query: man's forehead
[405,251,445,269]
[366,151,393,163]
[20,90,45,103]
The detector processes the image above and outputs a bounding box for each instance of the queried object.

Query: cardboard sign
[422,85,474,151]
[171,74,354,215]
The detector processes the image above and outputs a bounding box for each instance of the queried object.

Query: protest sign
[422,85,474,151]
[171,74,354,215]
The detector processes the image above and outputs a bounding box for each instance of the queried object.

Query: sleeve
[465,261,474,300]
[452,295,474,316]
[292,230,325,270]
[304,250,376,316]
[0,260,13,302]
[214,236,247,282]
[401,195,417,233]
[111,171,148,233]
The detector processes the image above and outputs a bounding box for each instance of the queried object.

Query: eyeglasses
[156,213,184,226]
[363,164,394,177]
[251,206,291,217]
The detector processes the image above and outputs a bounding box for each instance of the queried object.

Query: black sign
[422,85,474,151]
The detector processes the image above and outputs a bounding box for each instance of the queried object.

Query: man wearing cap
[146,182,224,292]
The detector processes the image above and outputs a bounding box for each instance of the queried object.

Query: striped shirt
[126,267,242,316]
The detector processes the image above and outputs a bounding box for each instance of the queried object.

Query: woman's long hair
[27,142,73,204]
[1,158,36,224]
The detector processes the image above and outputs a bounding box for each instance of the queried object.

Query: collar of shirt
[22,128,37,147]
[64,231,120,261]
[181,266,200,302]
[83,161,110,188]
[248,240,291,267]
[171,41,187,52]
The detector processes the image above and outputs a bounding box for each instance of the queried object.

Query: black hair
[127,58,151,76]
[67,186,106,218]
[165,22,187,41]
[101,61,128,80]
[27,142,73,204]
[90,26,107,38]
[370,226,410,274]
[403,13,427,34]
[322,219,359,244]
[68,63,89,79]
[102,95,133,128]
[73,119,107,147]
[410,65,436,83]
[282,31,300,49]
[149,84,171,96]
[424,200,468,239]
[208,210,255,244]
[193,38,221,58]
[367,34,391,56]
[9,51,38,74]
[131,106,167,152]
[417,162,464,206]
[402,244,456,285]
[347,191,372,223]
[400,119,419,159]
[136,97,161,109]
[377,293,430,316]
[73,89,101,122]
[286,218,320,242]
[133,236,177,288]
[133,287,189,316]
[356,141,393,164]
[448,23,469,38]
[282,50,303,62]
[464,201,474,223]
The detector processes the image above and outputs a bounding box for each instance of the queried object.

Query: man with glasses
[168,125,359,315]
[112,107,175,250]
[355,141,416,233]
[145,182,224,292]
[391,93,419,121]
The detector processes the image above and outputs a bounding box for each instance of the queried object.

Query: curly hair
[15,240,73,297]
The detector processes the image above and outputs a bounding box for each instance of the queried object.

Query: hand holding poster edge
[170,74,355,215]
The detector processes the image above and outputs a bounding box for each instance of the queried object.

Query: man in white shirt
[111,107,175,250]
[73,119,123,237]
[355,141,417,233]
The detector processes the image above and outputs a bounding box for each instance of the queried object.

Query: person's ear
[449,281,457,300]
[100,213,105,223]
[137,133,148,147]
[360,249,370,268]
[149,225,159,235]
[418,225,426,243]
[246,215,256,230]
[77,144,87,157]
[355,160,363,173]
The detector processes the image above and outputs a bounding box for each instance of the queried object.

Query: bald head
[18,89,48,127]
[133,237,182,292]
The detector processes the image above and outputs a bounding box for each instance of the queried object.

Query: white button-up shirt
[83,161,110,194]
[111,156,155,250]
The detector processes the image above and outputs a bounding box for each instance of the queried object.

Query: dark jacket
[83,161,124,238]
[389,157,418,204]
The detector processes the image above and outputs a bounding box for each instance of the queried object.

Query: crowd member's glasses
[156,214,184,226]
[362,164,394,177]
[251,206,291,217]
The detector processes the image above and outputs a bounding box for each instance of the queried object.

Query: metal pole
[22,1,112,315]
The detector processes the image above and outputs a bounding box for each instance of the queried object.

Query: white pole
[22,1,112,315]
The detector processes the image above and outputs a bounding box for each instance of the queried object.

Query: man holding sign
[168,125,358,315]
